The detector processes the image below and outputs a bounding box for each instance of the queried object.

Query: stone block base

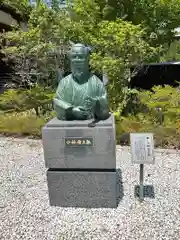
[42,115,116,169]
[47,169,117,208]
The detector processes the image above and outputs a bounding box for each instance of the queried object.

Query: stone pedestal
[42,114,117,208]
[47,170,117,208]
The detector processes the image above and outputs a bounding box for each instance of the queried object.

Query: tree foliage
[1,0,180,111]
[83,0,180,45]
[1,1,70,88]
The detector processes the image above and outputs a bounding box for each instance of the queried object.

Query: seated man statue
[53,43,110,122]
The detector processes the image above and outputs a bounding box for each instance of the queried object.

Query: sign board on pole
[130,133,155,164]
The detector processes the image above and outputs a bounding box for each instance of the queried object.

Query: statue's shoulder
[89,73,102,84]
[61,74,72,82]
[59,74,72,86]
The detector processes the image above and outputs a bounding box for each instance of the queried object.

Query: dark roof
[0,22,12,32]
[0,3,26,22]
[131,61,180,68]
[142,62,180,66]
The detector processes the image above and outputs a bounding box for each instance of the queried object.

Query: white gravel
[0,137,180,240]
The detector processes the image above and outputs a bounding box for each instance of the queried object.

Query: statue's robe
[53,73,108,120]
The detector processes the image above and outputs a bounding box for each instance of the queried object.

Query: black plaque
[65,137,93,147]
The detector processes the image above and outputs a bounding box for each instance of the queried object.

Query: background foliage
[0,0,180,148]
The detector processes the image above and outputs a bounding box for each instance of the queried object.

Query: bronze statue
[53,43,110,122]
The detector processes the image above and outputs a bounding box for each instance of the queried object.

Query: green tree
[2,0,180,113]
[1,1,69,88]
[66,0,160,111]
[84,0,180,46]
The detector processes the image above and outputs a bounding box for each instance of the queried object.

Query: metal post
[139,164,144,201]
[155,107,163,147]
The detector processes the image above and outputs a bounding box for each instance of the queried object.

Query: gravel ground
[0,137,180,240]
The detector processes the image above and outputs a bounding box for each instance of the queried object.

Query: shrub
[0,89,26,112]
[0,86,55,115]
[0,110,55,137]
[0,85,179,149]
[23,85,55,116]
[116,85,180,149]
[116,115,180,149]
[138,85,180,121]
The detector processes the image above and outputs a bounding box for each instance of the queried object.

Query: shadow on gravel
[134,185,155,199]
[116,168,124,206]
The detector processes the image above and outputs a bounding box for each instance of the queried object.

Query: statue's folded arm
[53,98,72,110]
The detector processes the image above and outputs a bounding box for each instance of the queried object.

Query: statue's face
[69,46,89,80]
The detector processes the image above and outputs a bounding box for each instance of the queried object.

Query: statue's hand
[94,96,110,120]
[73,106,86,112]
[72,106,88,120]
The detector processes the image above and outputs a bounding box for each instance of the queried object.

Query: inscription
[65,137,93,147]
[130,133,154,164]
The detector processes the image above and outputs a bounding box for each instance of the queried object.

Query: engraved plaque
[65,137,93,147]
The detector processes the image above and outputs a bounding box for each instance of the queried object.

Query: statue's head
[68,43,90,81]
